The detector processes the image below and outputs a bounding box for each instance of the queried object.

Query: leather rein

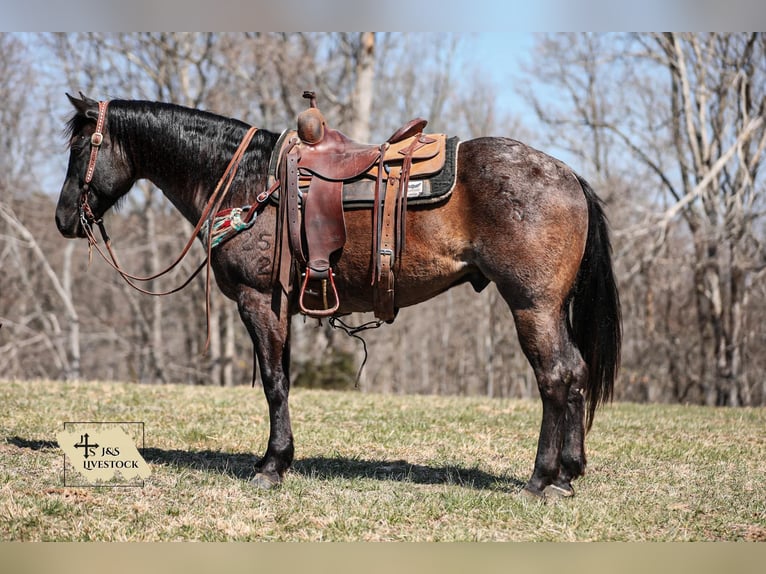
[78,100,274,349]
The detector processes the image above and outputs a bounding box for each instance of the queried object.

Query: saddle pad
[267,135,460,208]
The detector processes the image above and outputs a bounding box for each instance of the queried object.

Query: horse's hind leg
[236,286,294,489]
[555,354,587,496]
[509,304,587,499]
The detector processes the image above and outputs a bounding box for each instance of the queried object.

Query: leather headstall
[79,100,110,229]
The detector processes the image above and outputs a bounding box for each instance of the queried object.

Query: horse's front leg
[237,286,293,489]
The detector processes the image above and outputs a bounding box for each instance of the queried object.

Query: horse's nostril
[55,212,78,238]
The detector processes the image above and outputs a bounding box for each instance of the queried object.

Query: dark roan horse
[55,94,621,500]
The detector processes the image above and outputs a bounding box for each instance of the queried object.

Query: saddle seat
[297,126,382,181]
[296,128,447,188]
[296,106,431,182]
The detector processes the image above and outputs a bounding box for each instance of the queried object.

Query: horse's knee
[262,374,289,402]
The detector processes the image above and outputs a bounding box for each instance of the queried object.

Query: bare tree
[655,33,766,406]
[522,32,766,406]
[0,34,82,379]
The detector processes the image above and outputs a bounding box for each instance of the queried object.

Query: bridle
[76,99,275,350]
[79,100,110,237]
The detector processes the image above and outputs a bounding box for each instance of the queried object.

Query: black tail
[571,175,622,431]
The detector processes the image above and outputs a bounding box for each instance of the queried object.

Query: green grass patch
[1,379,764,541]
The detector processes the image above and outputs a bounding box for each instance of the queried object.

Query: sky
[3,0,765,32]
[463,33,537,116]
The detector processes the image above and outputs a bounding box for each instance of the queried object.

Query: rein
[78,100,274,350]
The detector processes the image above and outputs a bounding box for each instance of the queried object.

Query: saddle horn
[297,91,325,145]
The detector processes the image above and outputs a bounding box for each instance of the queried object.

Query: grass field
[1,378,764,541]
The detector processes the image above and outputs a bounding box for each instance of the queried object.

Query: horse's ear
[66,92,99,120]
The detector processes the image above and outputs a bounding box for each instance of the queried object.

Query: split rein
[78,100,274,350]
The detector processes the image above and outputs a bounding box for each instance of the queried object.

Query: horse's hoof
[543,483,575,499]
[519,487,546,502]
[249,472,281,490]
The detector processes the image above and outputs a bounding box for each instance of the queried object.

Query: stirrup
[298,267,340,317]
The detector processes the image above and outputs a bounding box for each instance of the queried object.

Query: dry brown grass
[1,379,764,541]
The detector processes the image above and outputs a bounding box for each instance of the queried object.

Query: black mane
[67,99,280,188]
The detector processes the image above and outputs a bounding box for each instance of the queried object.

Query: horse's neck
[128,116,257,225]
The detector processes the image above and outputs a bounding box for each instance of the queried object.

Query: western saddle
[275,91,448,322]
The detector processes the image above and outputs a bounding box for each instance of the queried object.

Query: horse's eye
[71,135,87,151]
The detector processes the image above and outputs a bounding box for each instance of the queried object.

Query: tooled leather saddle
[273,91,451,322]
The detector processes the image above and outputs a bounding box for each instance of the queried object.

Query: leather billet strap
[373,174,401,323]
[285,142,305,266]
[395,136,419,263]
[371,143,387,284]
[372,137,419,323]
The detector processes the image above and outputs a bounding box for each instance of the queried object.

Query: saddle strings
[327,315,384,386]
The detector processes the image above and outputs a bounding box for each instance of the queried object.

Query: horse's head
[55,93,135,238]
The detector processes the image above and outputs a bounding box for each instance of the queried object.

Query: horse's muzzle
[55,210,85,238]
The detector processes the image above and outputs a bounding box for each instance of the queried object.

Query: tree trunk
[144,187,167,383]
[348,32,375,142]
[208,293,221,386]
[62,243,81,380]
[222,302,236,386]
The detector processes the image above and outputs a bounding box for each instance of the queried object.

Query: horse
[54,93,621,500]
